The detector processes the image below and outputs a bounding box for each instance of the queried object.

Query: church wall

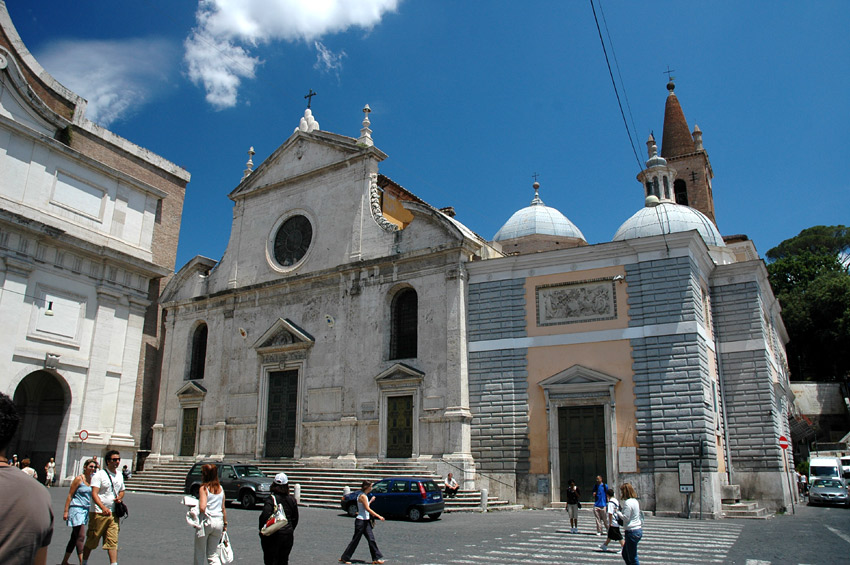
[155,243,472,463]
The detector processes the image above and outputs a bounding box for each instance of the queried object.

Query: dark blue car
[340,477,444,521]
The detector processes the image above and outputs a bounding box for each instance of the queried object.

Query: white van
[841,455,850,481]
[809,456,843,484]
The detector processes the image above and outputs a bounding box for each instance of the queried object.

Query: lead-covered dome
[612,201,724,247]
[494,182,585,243]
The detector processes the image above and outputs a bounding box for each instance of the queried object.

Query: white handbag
[260,495,288,536]
[213,531,234,565]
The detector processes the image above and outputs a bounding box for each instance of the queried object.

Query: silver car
[808,478,850,507]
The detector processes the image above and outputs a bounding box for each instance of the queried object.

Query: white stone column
[442,261,475,487]
[110,297,148,448]
[78,287,119,445]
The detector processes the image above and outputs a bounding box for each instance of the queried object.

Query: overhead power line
[589,0,643,171]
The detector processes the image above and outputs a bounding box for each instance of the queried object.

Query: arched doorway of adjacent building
[12,370,68,483]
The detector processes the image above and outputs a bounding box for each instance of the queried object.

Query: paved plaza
[43,490,850,564]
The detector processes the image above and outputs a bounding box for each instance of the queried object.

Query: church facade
[151,86,794,513]
[0,3,189,483]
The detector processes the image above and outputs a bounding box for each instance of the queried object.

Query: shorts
[85,513,120,550]
[567,504,579,519]
[607,525,622,541]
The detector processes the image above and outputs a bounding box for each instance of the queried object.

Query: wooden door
[265,370,299,458]
[180,408,198,457]
[386,395,413,458]
[558,405,606,502]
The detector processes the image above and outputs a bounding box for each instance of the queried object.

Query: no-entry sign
[779,435,789,450]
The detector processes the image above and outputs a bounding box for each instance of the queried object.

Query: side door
[218,465,238,500]
[386,479,415,516]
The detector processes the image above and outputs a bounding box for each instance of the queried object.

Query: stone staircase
[721,501,770,519]
[125,460,520,513]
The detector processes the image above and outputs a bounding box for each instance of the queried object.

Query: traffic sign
[79,430,89,441]
[779,435,789,450]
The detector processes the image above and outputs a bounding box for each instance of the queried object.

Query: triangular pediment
[253,318,314,353]
[230,129,387,200]
[176,381,207,397]
[375,363,425,387]
[539,365,620,393]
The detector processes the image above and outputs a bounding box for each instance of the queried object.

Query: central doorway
[13,370,67,483]
[386,395,413,458]
[265,370,299,458]
[558,404,606,502]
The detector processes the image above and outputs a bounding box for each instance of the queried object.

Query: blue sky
[8,1,849,269]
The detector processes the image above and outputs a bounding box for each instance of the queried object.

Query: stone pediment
[229,129,387,201]
[375,363,425,388]
[175,381,207,398]
[538,365,620,394]
[253,318,315,353]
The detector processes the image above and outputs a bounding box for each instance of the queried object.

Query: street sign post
[779,435,795,514]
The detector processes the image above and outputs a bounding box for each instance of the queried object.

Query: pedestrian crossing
[420,515,744,564]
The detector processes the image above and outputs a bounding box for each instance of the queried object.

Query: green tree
[767,226,850,381]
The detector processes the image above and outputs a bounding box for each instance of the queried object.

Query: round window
[273,215,313,267]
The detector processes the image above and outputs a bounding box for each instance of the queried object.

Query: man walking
[0,392,53,565]
[592,475,609,536]
[83,450,125,565]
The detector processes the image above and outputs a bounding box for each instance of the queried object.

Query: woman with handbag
[618,482,643,565]
[339,480,385,565]
[195,464,228,565]
[60,459,97,565]
[259,472,299,565]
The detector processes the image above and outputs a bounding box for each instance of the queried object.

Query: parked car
[808,456,843,486]
[184,461,273,509]
[808,478,850,507]
[340,477,444,521]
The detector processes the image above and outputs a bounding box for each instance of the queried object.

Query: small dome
[494,202,585,242]
[612,202,724,247]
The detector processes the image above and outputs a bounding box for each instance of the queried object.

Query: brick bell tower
[660,80,717,224]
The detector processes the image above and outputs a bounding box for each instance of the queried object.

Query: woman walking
[195,464,228,565]
[61,459,96,565]
[45,457,56,486]
[565,479,580,534]
[259,473,299,565]
[339,480,385,565]
[618,482,643,565]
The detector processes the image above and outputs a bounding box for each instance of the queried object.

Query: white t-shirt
[606,497,620,529]
[90,468,124,511]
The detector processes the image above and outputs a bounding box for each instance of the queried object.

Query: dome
[494,184,585,243]
[612,202,725,247]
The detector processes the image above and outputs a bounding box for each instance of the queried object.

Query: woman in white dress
[45,457,56,486]
[195,464,227,565]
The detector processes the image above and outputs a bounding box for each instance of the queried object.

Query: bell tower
[660,80,717,224]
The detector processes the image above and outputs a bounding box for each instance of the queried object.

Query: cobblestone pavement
[43,490,850,564]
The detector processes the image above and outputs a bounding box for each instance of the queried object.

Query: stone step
[722,500,772,519]
[125,460,515,511]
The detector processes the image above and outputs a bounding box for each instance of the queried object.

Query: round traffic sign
[779,435,789,450]
[79,430,89,441]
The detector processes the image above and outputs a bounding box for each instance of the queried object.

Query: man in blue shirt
[592,475,609,535]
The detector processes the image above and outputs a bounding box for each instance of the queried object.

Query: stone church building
[0,2,189,482]
[151,84,794,514]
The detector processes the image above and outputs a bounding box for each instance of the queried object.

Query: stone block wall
[467,279,526,341]
[712,281,782,472]
[467,277,530,474]
[468,348,530,473]
[626,256,716,471]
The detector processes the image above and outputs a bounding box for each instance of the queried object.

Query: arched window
[663,176,670,199]
[674,179,688,205]
[645,182,652,197]
[652,177,660,197]
[189,323,208,380]
[390,289,417,359]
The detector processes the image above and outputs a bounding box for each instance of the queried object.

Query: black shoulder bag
[106,471,129,519]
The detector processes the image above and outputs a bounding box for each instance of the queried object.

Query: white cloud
[37,38,175,127]
[314,41,347,75]
[185,0,399,108]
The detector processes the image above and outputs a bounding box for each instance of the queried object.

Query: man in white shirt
[444,473,459,498]
[83,450,125,565]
